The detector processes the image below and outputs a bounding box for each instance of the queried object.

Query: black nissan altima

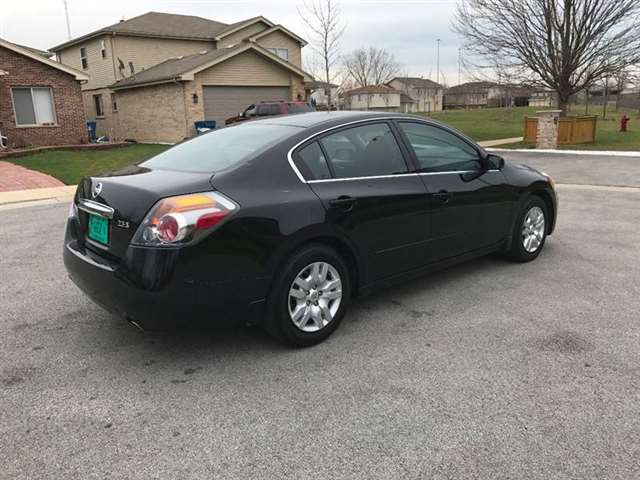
[64,111,556,346]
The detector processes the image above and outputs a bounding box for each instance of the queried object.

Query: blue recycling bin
[194,120,216,134]
[86,121,97,142]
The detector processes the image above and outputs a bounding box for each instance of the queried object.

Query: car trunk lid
[75,166,214,259]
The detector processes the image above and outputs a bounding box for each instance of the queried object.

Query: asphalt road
[2,152,639,479]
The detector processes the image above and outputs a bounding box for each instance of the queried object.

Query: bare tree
[344,46,400,87]
[298,0,346,108]
[454,0,640,116]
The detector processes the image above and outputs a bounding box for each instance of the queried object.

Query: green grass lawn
[8,144,170,185]
[420,106,640,150]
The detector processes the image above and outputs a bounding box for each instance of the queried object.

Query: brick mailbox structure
[0,38,89,149]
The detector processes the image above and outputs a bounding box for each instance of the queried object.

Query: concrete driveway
[1,151,639,479]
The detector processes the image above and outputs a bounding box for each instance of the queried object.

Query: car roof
[256,110,429,129]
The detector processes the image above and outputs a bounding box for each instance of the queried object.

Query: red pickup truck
[225,101,315,125]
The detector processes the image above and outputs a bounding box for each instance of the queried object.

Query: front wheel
[506,196,548,262]
[265,244,350,347]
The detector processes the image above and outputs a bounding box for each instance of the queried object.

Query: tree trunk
[558,93,570,117]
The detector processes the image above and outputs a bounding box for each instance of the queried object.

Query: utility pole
[63,0,72,40]
[603,77,609,120]
[436,39,441,86]
[457,47,462,85]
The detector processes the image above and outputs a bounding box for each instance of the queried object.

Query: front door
[395,120,513,262]
[293,121,431,282]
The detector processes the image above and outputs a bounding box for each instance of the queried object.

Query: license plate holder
[88,214,109,245]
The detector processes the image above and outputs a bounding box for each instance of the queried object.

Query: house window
[128,61,135,75]
[267,48,288,61]
[80,47,88,69]
[111,93,118,113]
[11,87,57,126]
[100,40,107,59]
[93,94,104,117]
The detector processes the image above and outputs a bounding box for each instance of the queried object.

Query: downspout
[110,33,118,139]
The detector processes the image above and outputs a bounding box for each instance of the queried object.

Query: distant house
[529,90,557,108]
[444,81,531,109]
[387,77,443,112]
[342,85,415,112]
[306,80,339,109]
[0,38,88,149]
[50,11,312,142]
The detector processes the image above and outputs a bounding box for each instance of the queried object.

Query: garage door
[203,86,290,128]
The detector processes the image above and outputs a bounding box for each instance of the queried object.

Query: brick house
[50,12,312,143]
[0,38,88,148]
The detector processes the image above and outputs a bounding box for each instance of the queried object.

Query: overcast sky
[1,0,469,85]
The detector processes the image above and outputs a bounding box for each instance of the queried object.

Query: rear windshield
[288,103,314,113]
[140,123,300,173]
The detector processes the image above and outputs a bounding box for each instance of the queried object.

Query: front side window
[319,123,407,179]
[128,61,135,75]
[93,94,104,117]
[268,48,289,61]
[100,40,107,59]
[141,123,299,173]
[111,93,118,113]
[398,122,481,173]
[11,87,57,126]
[80,47,88,69]
[296,141,331,180]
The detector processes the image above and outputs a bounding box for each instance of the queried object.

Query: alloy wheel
[522,206,545,253]
[288,261,342,332]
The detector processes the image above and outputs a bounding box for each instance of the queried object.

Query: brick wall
[0,46,87,148]
[113,83,188,143]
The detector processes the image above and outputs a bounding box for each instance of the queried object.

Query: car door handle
[329,196,356,212]
[430,190,451,203]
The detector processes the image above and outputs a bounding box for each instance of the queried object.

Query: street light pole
[63,0,72,40]
[436,39,441,85]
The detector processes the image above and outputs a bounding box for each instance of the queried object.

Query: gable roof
[344,85,400,96]
[248,24,307,46]
[110,43,308,90]
[214,16,274,40]
[389,77,442,89]
[0,38,89,80]
[50,12,231,51]
[445,81,498,94]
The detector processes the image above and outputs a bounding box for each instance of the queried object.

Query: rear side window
[319,123,407,179]
[296,142,331,180]
[287,103,314,113]
[398,122,481,173]
[141,123,300,173]
[257,104,281,116]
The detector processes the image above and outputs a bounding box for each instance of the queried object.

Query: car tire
[506,195,548,262]
[265,244,351,347]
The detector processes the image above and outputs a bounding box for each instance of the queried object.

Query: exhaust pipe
[127,317,145,331]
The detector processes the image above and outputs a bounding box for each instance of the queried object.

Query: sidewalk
[478,137,523,147]
[0,185,76,210]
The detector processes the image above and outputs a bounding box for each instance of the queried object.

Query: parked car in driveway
[63,111,557,346]
[225,100,315,125]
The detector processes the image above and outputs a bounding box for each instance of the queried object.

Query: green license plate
[88,214,109,245]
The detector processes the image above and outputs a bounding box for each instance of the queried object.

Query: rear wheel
[506,196,548,262]
[265,244,350,347]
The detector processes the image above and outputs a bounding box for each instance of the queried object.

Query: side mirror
[486,154,505,170]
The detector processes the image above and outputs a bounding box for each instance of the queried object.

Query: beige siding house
[387,77,443,112]
[50,12,310,142]
[343,85,413,112]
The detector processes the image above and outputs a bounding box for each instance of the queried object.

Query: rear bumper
[63,231,268,330]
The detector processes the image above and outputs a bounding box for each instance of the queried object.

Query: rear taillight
[132,191,238,247]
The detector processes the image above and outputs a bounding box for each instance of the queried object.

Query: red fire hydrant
[620,115,630,132]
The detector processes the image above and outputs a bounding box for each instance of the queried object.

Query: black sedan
[64,111,556,346]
